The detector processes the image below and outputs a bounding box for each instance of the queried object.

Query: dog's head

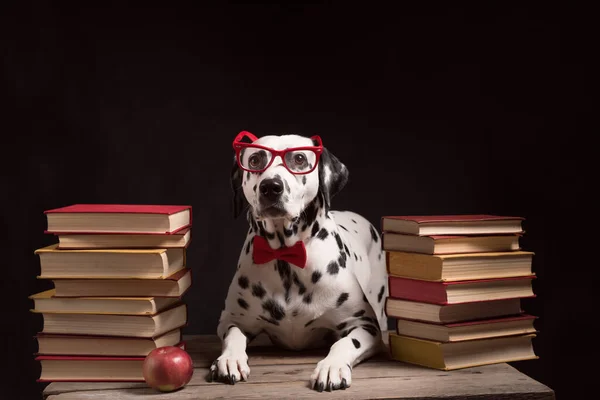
[230,132,348,221]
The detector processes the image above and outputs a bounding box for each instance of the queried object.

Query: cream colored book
[386,251,534,282]
[39,303,187,338]
[36,329,182,356]
[29,289,180,315]
[35,244,185,279]
[395,314,537,342]
[49,268,192,298]
[56,227,191,249]
[389,332,538,370]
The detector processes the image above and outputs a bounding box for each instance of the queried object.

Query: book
[36,344,187,382]
[395,314,537,342]
[388,332,538,370]
[382,233,521,255]
[38,303,187,338]
[386,251,534,282]
[385,297,523,324]
[37,355,147,382]
[35,244,185,279]
[35,329,183,356]
[381,215,524,236]
[44,204,192,234]
[49,268,192,298]
[29,289,181,315]
[388,275,535,304]
[55,227,192,249]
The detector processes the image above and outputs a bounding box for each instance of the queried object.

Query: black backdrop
[1,2,593,399]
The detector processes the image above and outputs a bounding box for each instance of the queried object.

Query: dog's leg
[310,325,382,391]
[208,319,253,384]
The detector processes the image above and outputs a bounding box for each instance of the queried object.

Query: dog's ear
[231,156,249,219]
[316,144,349,210]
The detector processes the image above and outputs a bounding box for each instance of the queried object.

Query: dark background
[1,2,593,399]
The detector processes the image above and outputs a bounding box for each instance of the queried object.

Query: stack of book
[381,214,539,371]
[30,204,193,382]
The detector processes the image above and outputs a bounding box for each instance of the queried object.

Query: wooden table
[43,332,555,399]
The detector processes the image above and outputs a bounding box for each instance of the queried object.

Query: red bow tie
[252,236,307,268]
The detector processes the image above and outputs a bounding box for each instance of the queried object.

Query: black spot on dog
[311,270,322,284]
[292,310,299,317]
[353,253,358,261]
[336,292,349,307]
[369,224,379,243]
[378,253,382,260]
[293,223,299,234]
[336,322,347,330]
[362,324,379,336]
[246,171,250,180]
[303,198,319,227]
[276,231,285,247]
[292,272,307,295]
[283,225,294,237]
[352,338,361,349]
[253,184,257,192]
[237,298,249,310]
[351,219,357,224]
[237,263,241,270]
[305,319,316,327]
[327,260,339,275]
[333,232,344,250]
[252,282,267,299]
[340,225,349,232]
[283,279,292,303]
[284,179,290,193]
[245,240,252,255]
[301,223,308,231]
[276,260,291,282]
[302,175,307,185]
[303,292,313,304]
[362,293,368,302]
[338,253,347,269]
[311,221,320,237]
[354,230,358,233]
[259,315,280,326]
[353,310,366,317]
[262,299,286,320]
[316,228,329,240]
[343,243,350,256]
[238,275,249,289]
[377,285,385,302]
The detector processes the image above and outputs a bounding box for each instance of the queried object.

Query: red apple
[142,346,194,392]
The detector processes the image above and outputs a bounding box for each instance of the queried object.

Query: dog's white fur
[210,134,388,391]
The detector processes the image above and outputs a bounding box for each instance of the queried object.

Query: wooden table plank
[43,333,555,399]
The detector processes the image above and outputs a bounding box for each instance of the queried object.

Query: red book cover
[44,204,192,235]
[388,275,536,305]
[381,215,525,223]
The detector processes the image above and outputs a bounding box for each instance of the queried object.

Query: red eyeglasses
[232,131,324,175]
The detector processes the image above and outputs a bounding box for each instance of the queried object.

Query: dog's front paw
[310,357,352,392]
[207,350,250,385]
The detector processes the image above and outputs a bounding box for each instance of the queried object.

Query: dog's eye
[293,154,306,165]
[248,154,261,168]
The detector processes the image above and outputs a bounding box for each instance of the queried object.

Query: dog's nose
[259,178,284,201]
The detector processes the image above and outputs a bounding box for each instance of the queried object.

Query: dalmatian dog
[209,131,389,392]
